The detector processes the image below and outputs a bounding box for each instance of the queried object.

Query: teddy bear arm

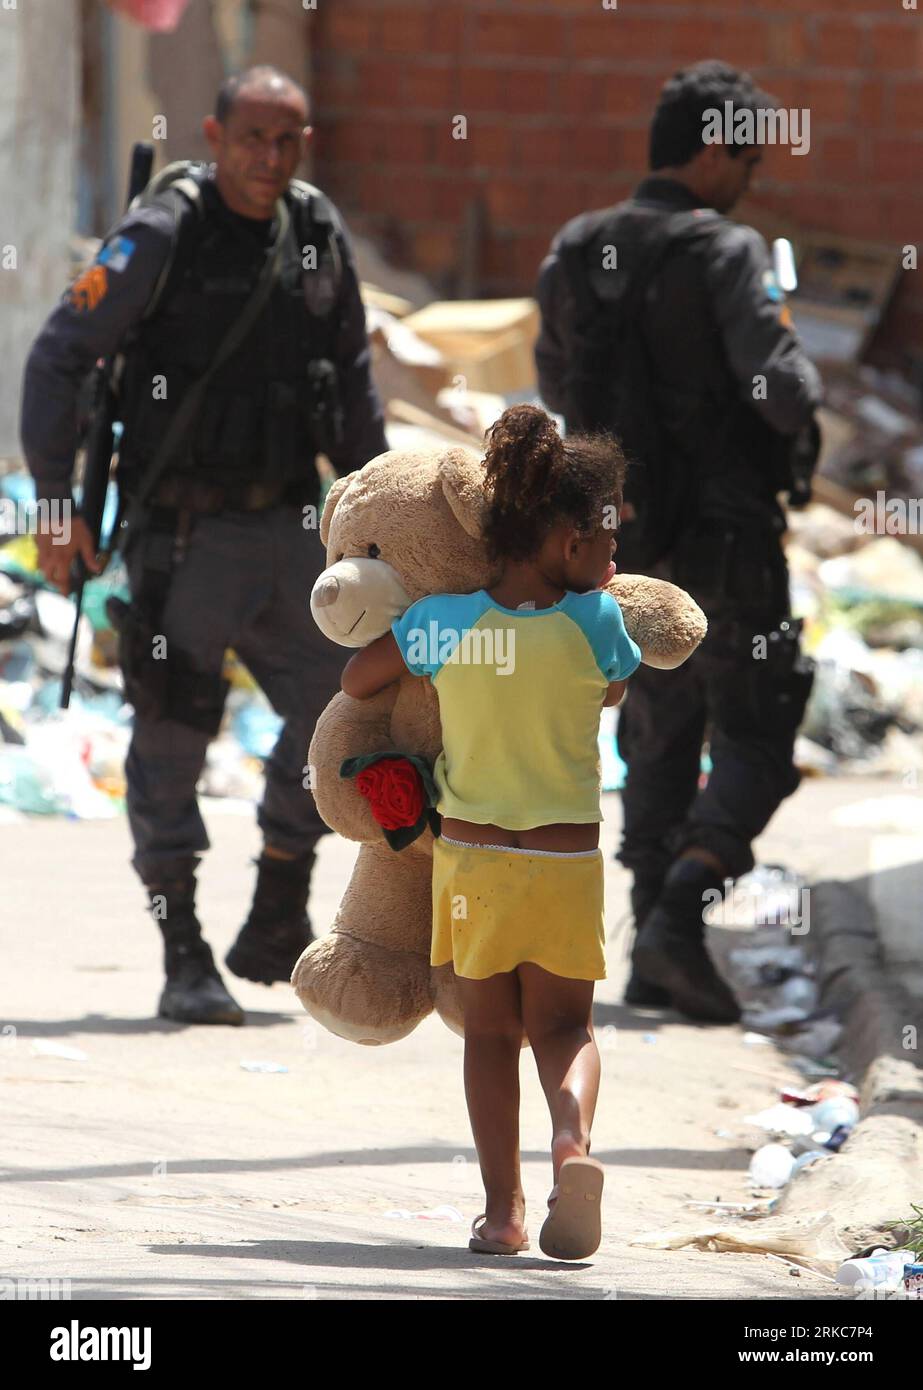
[309,686,400,842]
[606,574,707,670]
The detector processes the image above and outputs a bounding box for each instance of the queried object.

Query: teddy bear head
[310,446,497,648]
[310,443,707,668]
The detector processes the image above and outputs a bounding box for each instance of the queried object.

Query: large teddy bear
[291,445,707,1046]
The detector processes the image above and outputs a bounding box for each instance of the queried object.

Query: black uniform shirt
[20,175,388,508]
[536,176,822,439]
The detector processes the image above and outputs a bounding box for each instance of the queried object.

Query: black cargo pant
[616,518,815,885]
[123,504,344,885]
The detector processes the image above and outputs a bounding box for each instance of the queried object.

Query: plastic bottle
[836,1251,911,1289]
[809,1096,859,1132]
[824,1124,853,1152]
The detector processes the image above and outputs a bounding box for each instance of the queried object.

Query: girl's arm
[342,631,412,700]
[603,678,628,708]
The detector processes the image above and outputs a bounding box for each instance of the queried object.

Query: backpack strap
[139,168,209,322]
[287,179,344,344]
[559,205,720,327]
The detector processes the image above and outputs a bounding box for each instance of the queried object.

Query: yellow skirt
[431,834,607,981]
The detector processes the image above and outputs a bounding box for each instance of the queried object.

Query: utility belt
[145,473,316,514]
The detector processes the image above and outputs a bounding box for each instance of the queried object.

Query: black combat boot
[632,857,741,1024]
[623,873,672,1007]
[147,868,245,1026]
[225,849,316,985]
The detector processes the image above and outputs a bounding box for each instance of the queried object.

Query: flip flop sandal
[539,1157,604,1261]
[468,1214,531,1255]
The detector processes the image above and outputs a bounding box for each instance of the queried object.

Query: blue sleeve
[574,591,643,681]
[391,592,490,677]
[391,596,440,677]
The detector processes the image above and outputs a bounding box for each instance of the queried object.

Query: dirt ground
[0,776,899,1300]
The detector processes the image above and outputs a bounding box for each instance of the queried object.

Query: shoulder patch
[762,267,785,303]
[97,235,136,273]
[67,264,108,313]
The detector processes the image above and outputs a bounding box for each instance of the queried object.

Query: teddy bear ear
[319,474,353,547]
[440,446,487,541]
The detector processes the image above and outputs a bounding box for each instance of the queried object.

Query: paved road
[1,775,908,1300]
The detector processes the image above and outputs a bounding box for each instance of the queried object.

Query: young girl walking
[341,405,641,1261]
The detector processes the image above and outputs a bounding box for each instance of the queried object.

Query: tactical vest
[117,173,342,502]
[557,198,787,525]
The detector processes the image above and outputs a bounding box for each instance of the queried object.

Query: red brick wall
[310,0,923,362]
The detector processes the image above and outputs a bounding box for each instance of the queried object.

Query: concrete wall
[0,0,79,458]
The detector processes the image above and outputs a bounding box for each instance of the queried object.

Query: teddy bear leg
[291,843,435,1045]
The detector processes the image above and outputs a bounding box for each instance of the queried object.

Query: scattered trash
[632,1211,851,1269]
[0,470,299,821]
[778,1018,843,1060]
[809,1095,860,1133]
[230,700,283,760]
[780,1079,859,1107]
[749,1143,796,1189]
[818,538,923,608]
[728,864,807,928]
[598,705,625,792]
[729,944,812,990]
[239,1060,289,1074]
[743,1032,774,1047]
[791,1149,833,1175]
[823,1125,853,1153]
[744,1004,814,1032]
[836,1249,911,1291]
[744,1104,816,1138]
[383,1204,464,1223]
[683,1200,772,1217]
[30,1040,89,1062]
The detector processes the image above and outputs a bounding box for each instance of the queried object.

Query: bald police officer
[22,67,388,1025]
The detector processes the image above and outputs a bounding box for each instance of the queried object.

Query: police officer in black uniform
[535,61,821,1023]
[22,67,388,1026]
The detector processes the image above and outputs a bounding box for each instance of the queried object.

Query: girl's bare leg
[456,970,526,1245]
[517,964,600,1201]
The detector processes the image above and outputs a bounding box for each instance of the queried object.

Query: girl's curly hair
[482,404,627,564]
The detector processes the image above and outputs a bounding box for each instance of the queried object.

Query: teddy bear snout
[312,574,340,609]
[310,557,412,649]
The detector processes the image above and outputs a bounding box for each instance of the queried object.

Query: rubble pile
[3,256,922,819]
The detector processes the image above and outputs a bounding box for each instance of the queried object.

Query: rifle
[60,141,154,709]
